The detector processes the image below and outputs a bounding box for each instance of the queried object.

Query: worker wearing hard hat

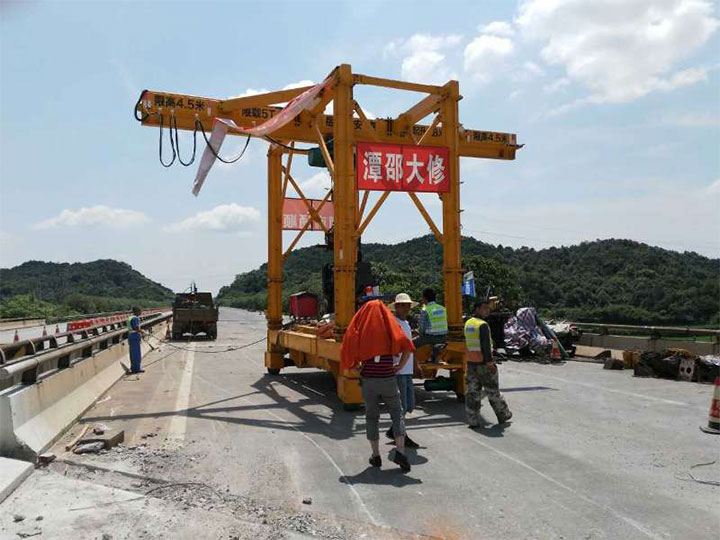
[464,300,512,426]
[387,293,420,449]
[413,288,448,361]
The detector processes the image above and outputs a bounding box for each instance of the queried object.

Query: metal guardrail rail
[0,313,171,387]
[0,312,169,365]
[571,322,720,338]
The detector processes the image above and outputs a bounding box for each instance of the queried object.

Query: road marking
[258,405,379,527]
[196,373,379,527]
[460,433,664,540]
[168,347,195,443]
[504,366,689,406]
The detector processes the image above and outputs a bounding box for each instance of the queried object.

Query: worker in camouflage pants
[464,300,512,426]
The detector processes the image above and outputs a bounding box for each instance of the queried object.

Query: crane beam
[138,90,519,160]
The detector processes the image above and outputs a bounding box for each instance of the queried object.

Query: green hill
[217,236,720,326]
[0,260,174,318]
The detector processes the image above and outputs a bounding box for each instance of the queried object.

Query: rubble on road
[73,441,105,454]
[36,453,56,466]
[77,428,124,450]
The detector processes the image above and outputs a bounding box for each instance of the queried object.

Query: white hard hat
[390,293,418,310]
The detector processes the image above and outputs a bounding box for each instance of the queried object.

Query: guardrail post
[58,354,70,369]
[21,366,37,385]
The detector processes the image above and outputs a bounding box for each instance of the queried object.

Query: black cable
[146,334,266,354]
[263,135,315,152]
[195,119,250,164]
[133,90,150,122]
[158,115,176,168]
[172,115,197,166]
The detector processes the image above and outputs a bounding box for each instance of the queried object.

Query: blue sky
[1,0,718,293]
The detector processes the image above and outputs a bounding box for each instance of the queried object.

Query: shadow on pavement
[339,467,423,487]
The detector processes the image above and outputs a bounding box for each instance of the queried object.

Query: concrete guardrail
[0,313,171,460]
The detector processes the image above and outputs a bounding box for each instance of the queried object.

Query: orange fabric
[340,300,415,371]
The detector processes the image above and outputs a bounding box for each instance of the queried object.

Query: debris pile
[630,349,720,382]
[502,307,576,360]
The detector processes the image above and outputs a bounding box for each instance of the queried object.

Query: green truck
[171,286,218,340]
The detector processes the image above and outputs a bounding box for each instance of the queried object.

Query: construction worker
[464,300,512,426]
[414,288,448,361]
[342,300,413,473]
[386,293,420,449]
[127,306,147,374]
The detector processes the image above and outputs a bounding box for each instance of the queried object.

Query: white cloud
[543,77,571,94]
[282,80,314,91]
[708,178,720,194]
[463,34,515,84]
[164,204,260,233]
[663,112,720,127]
[385,33,462,84]
[298,172,331,198]
[516,0,719,104]
[33,206,148,230]
[481,21,515,37]
[228,80,315,100]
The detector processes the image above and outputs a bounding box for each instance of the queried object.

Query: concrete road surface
[1,308,718,539]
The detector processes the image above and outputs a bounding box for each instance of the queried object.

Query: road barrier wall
[578,333,718,356]
[0,316,170,460]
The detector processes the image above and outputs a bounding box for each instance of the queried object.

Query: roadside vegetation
[0,260,173,319]
[217,236,719,326]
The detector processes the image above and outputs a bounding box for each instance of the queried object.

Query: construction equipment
[171,283,218,340]
[134,64,521,406]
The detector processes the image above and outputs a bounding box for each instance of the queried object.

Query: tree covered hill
[0,260,174,318]
[217,236,719,326]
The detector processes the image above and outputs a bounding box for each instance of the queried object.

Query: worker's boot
[392,450,411,473]
[497,410,513,424]
[404,434,420,449]
[385,426,394,440]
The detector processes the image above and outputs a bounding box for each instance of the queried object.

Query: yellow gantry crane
[135,64,521,407]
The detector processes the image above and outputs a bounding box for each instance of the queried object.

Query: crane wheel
[456,393,465,403]
[266,367,281,375]
[342,403,362,412]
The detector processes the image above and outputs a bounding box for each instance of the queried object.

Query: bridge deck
[0,308,716,540]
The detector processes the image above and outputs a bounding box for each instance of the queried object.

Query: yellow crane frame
[136,64,520,407]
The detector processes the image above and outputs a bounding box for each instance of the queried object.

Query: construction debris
[65,425,90,452]
[72,442,105,454]
[78,428,124,450]
[36,453,56,466]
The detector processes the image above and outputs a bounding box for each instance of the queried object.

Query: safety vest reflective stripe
[464,317,494,351]
[422,302,448,334]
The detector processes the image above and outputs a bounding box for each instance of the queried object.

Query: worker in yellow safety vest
[464,300,512,427]
[413,288,447,361]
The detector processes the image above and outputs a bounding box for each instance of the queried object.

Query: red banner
[282,198,334,231]
[356,142,450,193]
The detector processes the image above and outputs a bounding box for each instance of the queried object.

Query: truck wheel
[267,367,281,375]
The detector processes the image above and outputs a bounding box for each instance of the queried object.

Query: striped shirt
[361,355,395,378]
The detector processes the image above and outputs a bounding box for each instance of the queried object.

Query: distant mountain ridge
[0,259,173,318]
[217,236,720,326]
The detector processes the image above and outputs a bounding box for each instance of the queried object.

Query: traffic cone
[13,330,19,343]
[551,339,561,360]
[42,326,47,337]
[700,376,720,435]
